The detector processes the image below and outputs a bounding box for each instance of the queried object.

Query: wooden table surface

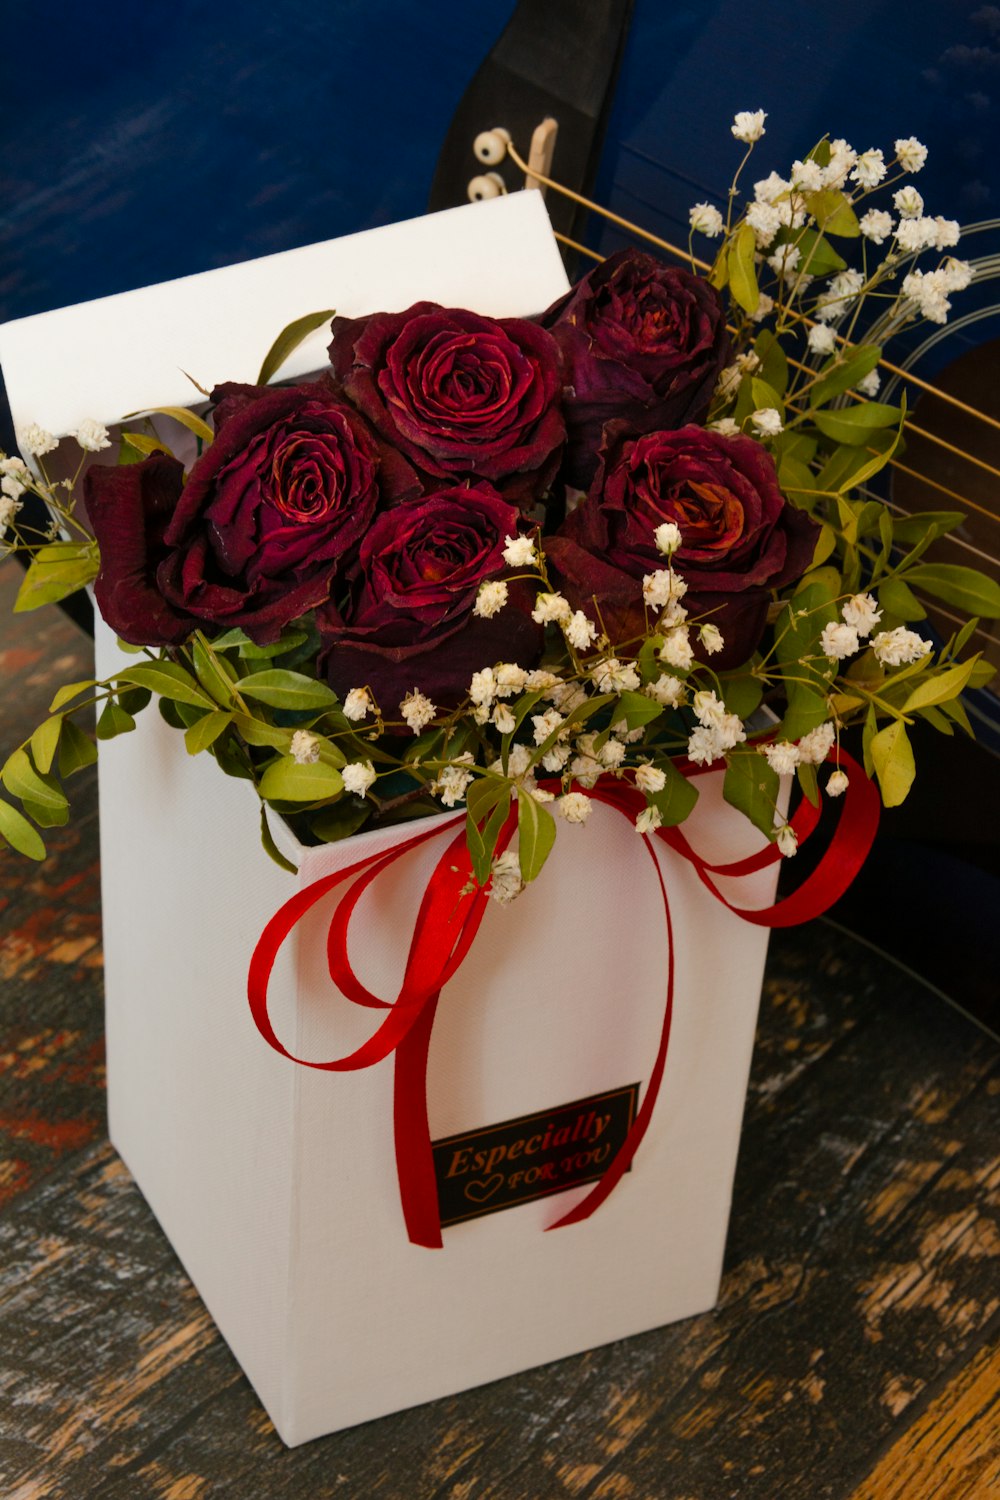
[1,559,998,1500]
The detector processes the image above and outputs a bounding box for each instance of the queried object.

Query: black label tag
[432,1083,640,1229]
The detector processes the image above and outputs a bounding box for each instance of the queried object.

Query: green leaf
[919,705,953,735]
[794,228,847,276]
[808,345,881,409]
[517,792,557,884]
[22,796,69,829]
[58,719,98,777]
[158,697,188,731]
[649,759,699,827]
[891,511,965,544]
[118,661,213,710]
[878,577,926,621]
[870,720,915,807]
[751,376,785,420]
[260,807,298,874]
[728,223,760,315]
[716,671,764,720]
[611,691,664,731]
[232,712,293,750]
[466,774,510,828]
[803,189,860,237]
[903,564,1000,618]
[796,760,819,807]
[13,542,99,613]
[1,749,68,812]
[119,431,171,459]
[0,799,46,859]
[122,405,214,444]
[30,716,63,776]
[723,753,780,837]
[901,657,979,714]
[257,309,337,385]
[259,756,344,802]
[191,636,237,706]
[117,686,152,717]
[49,680,95,713]
[237,629,310,659]
[812,402,902,446]
[753,328,788,396]
[862,704,878,777]
[184,710,234,755]
[96,701,136,740]
[309,799,373,844]
[775,574,839,738]
[239,670,339,711]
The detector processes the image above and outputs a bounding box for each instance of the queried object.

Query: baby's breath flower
[558,791,592,823]
[687,725,724,766]
[895,217,938,254]
[1,474,26,501]
[474,579,508,619]
[859,208,894,244]
[17,424,57,457]
[290,730,320,765]
[776,824,798,858]
[634,762,666,795]
[644,673,686,707]
[531,591,572,626]
[842,592,882,637]
[660,628,694,672]
[751,407,783,437]
[74,418,111,452]
[564,609,597,651]
[434,754,475,808]
[643,569,674,609]
[931,216,960,250]
[342,760,377,797]
[872,627,932,666]
[635,805,663,835]
[502,533,537,568]
[895,136,928,173]
[745,201,782,249]
[655,521,682,556]
[491,704,516,734]
[591,657,640,694]
[826,768,849,797]
[750,292,775,323]
[754,171,789,204]
[790,158,823,192]
[0,495,21,538]
[525,668,560,691]
[857,370,881,397]
[541,743,571,773]
[820,621,860,660]
[893,185,924,219]
[797,722,836,765]
[814,269,865,322]
[699,623,725,656]
[531,708,565,745]
[767,244,801,276]
[342,687,374,722]
[850,149,887,189]
[489,851,524,905]
[807,323,838,355]
[761,740,800,775]
[496,663,529,696]
[732,109,767,143]
[689,202,724,237]
[400,689,436,734]
[596,739,624,770]
[941,258,973,292]
[902,269,951,324]
[469,667,497,706]
[708,416,740,436]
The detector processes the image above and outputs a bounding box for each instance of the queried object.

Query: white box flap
[0,192,570,439]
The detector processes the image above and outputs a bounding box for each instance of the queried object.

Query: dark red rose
[85,452,195,646]
[317,484,541,708]
[154,381,419,644]
[541,250,730,489]
[328,302,565,510]
[545,424,818,669]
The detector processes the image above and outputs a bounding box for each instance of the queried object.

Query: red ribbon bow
[248,751,878,1248]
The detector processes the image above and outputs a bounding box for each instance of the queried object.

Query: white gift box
[0,194,783,1446]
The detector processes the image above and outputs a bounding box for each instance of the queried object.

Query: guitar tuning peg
[467,172,507,203]
[473,127,511,167]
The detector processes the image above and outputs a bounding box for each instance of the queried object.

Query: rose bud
[318,484,542,709]
[540,249,730,488]
[545,424,817,669]
[328,303,565,511]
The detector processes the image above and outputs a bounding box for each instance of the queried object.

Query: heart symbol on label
[464,1173,504,1203]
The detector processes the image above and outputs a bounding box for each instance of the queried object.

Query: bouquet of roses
[2,113,997,898]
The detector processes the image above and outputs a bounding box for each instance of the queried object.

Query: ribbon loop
[248,750,879,1245]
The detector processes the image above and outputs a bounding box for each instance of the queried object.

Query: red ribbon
[248,750,878,1248]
